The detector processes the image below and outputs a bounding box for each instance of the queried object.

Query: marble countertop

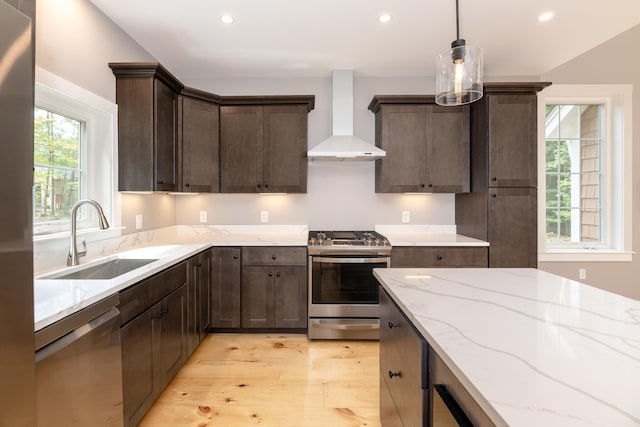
[34,225,308,331]
[373,268,640,427]
[375,225,489,247]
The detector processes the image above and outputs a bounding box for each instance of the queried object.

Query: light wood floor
[140,333,381,427]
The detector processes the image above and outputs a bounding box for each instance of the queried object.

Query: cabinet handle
[157,180,164,185]
[257,184,261,189]
[420,183,426,188]
[491,193,497,198]
[161,308,169,314]
[156,313,163,319]
[436,255,443,260]
[264,184,269,188]
[272,255,277,260]
[185,183,190,188]
[268,272,273,277]
[427,184,433,188]
[388,371,401,379]
[276,272,281,277]
[233,255,239,259]
[387,321,397,329]
[196,263,202,267]
[491,177,497,181]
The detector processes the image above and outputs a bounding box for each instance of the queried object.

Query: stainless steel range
[308,231,391,340]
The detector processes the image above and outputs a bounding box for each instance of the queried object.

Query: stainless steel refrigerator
[0,1,37,426]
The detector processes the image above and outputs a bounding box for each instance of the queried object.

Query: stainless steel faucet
[67,199,110,266]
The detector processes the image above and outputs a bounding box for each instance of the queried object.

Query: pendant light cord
[455,0,460,40]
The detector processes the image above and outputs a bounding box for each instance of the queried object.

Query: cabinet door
[155,285,186,390]
[180,96,220,192]
[121,307,156,427]
[241,266,275,328]
[154,79,178,191]
[487,94,537,188]
[198,249,211,340]
[220,106,263,192]
[428,104,470,193]
[375,104,427,193]
[488,187,537,267]
[263,105,308,193]
[211,247,242,328]
[274,265,307,328]
[186,257,199,355]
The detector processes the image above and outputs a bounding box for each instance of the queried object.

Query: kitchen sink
[44,258,158,280]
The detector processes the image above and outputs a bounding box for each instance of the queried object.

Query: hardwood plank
[140,333,381,427]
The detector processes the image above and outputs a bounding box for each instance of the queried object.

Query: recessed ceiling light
[220,15,235,24]
[378,14,392,24]
[538,12,554,22]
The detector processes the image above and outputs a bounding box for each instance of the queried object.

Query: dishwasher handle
[36,307,120,363]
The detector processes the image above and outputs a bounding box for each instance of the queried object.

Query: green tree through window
[33,107,83,224]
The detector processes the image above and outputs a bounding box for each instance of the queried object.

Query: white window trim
[34,67,122,243]
[537,84,633,262]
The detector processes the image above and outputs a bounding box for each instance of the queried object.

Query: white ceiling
[89,0,640,81]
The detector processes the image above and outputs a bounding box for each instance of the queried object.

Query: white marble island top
[373,268,640,427]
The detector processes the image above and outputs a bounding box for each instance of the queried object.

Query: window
[34,67,120,239]
[538,85,632,261]
[34,107,84,229]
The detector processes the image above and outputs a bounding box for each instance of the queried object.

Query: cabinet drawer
[380,288,428,426]
[391,246,488,268]
[119,262,187,325]
[242,247,306,266]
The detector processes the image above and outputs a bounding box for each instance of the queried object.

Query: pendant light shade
[435,0,483,106]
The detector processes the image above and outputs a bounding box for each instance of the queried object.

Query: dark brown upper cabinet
[178,88,221,193]
[110,63,184,192]
[470,83,551,189]
[220,97,314,193]
[368,95,470,194]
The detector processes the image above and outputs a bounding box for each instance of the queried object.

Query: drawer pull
[268,272,273,277]
[388,321,398,329]
[272,255,277,260]
[436,255,443,260]
[276,272,281,277]
[233,255,239,259]
[388,371,401,379]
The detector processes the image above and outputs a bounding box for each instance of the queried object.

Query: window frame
[537,84,633,262]
[34,67,122,242]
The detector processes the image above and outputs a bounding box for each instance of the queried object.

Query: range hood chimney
[307,70,385,160]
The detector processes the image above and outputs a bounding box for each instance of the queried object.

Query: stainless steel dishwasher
[35,294,124,426]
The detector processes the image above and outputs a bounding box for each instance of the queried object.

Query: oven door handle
[312,257,389,264]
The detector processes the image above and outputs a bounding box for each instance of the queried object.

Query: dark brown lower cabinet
[121,284,186,427]
[187,249,211,356]
[241,247,307,329]
[241,265,307,328]
[391,247,488,268]
[119,263,187,427]
[380,286,494,427]
[379,288,428,426]
[210,247,242,328]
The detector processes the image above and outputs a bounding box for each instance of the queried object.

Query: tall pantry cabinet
[455,83,551,268]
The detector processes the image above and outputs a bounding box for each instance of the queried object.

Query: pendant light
[435,0,483,106]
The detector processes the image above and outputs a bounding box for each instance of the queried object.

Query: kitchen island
[374,268,640,427]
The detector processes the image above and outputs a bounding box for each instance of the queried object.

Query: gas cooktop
[308,230,391,255]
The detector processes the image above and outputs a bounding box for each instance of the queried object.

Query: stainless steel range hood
[308,70,385,160]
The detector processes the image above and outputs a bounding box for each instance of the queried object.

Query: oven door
[308,255,389,318]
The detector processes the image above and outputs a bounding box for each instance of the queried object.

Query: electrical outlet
[260,211,269,223]
[579,268,587,280]
[402,211,410,223]
[199,211,207,223]
[135,214,143,230]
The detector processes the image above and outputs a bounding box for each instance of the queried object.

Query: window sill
[538,250,633,262]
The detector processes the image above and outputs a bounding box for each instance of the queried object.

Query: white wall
[539,24,640,299]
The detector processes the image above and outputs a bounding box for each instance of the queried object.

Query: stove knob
[309,238,317,246]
